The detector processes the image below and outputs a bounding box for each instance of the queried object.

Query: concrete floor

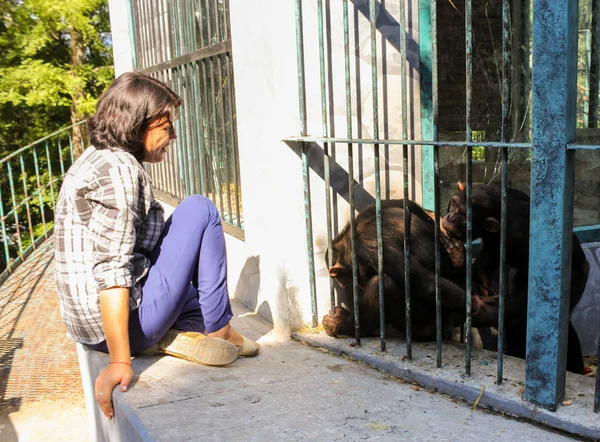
[119,302,578,441]
[0,400,89,442]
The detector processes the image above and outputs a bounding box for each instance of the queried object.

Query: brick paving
[0,239,83,411]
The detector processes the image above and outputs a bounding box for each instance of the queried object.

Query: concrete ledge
[293,331,600,440]
[76,344,153,442]
[74,301,586,441]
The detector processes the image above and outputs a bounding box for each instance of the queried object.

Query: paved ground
[0,239,89,441]
[0,238,584,441]
[123,302,578,441]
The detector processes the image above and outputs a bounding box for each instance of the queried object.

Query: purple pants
[91,195,233,354]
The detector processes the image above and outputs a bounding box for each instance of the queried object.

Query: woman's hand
[94,363,133,419]
[98,286,133,419]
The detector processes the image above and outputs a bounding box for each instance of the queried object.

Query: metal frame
[288,0,600,413]
[128,0,244,237]
[0,122,84,285]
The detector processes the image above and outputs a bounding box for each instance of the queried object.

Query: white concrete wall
[228,0,425,332]
[108,0,426,334]
[108,0,134,76]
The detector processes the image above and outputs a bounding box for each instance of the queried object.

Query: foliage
[0,0,114,155]
[0,0,113,273]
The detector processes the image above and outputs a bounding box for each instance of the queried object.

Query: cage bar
[464,0,474,377]
[369,0,386,353]
[525,0,577,410]
[497,0,511,385]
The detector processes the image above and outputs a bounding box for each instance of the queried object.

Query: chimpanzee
[442,182,588,374]
[322,199,498,340]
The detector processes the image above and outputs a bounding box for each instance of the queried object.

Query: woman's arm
[88,163,142,419]
[94,286,133,420]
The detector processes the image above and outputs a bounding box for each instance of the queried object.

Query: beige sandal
[157,330,239,366]
[237,335,260,357]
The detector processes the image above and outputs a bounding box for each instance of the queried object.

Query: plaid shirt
[54,146,164,344]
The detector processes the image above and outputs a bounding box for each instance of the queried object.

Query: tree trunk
[70,26,87,158]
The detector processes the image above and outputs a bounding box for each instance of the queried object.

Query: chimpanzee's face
[442,192,467,240]
[326,238,353,288]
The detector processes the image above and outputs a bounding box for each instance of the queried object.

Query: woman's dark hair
[88,72,182,162]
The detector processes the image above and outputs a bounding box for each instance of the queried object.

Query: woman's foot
[157,330,238,366]
[208,323,260,357]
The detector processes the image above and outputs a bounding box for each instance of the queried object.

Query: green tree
[0,0,114,157]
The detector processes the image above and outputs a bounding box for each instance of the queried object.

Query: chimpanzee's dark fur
[442,183,588,374]
[323,199,497,340]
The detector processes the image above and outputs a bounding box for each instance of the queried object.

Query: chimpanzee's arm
[411,260,499,326]
[322,274,399,337]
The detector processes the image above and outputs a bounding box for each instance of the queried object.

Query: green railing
[0,121,85,285]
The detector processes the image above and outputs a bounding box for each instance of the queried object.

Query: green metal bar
[6,161,24,257]
[526,0,577,411]
[212,0,221,42]
[590,0,599,128]
[203,1,224,214]
[567,144,600,149]
[149,0,159,66]
[295,0,307,137]
[400,0,413,361]
[585,29,591,129]
[0,121,86,165]
[204,0,212,47]
[182,0,192,55]
[497,0,511,385]
[158,0,169,63]
[173,0,182,56]
[216,55,233,223]
[370,0,385,353]
[317,0,335,317]
[400,0,412,361]
[187,63,203,196]
[595,324,600,411]
[68,135,75,165]
[32,146,47,237]
[283,136,531,149]
[134,0,146,68]
[196,0,206,47]
[200,59,215,201]
[125,0,138,69]
[224,55,242,227]
[295,0,317,328]
[58,138,65,176]
[190,0,199,50]
[140,0,152,67]
[419,0,435,211]
[19,155,35,250]
[208,58,224,214]
[430,0,442,368]
[170,75,183,200]
[342,0,360,345]
[223,0,229,42]
[175,66,191,197]
[465,0,474,377]
[45,142,56,209]
[192,61,207,195]
[0,185,10,272]
[186,63,201,196]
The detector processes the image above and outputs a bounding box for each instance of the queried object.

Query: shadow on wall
[233,256,266,318]
[233,255,310,335]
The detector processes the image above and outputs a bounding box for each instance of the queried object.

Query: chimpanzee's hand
[439,228,465,268]
[471,294,500,327]
[322,306,354,337]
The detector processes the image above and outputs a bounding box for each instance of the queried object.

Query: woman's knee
[177,195,219,221]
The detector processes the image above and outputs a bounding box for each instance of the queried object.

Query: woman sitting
[54,72,259,420]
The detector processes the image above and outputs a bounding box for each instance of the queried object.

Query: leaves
[0,0,114,153]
